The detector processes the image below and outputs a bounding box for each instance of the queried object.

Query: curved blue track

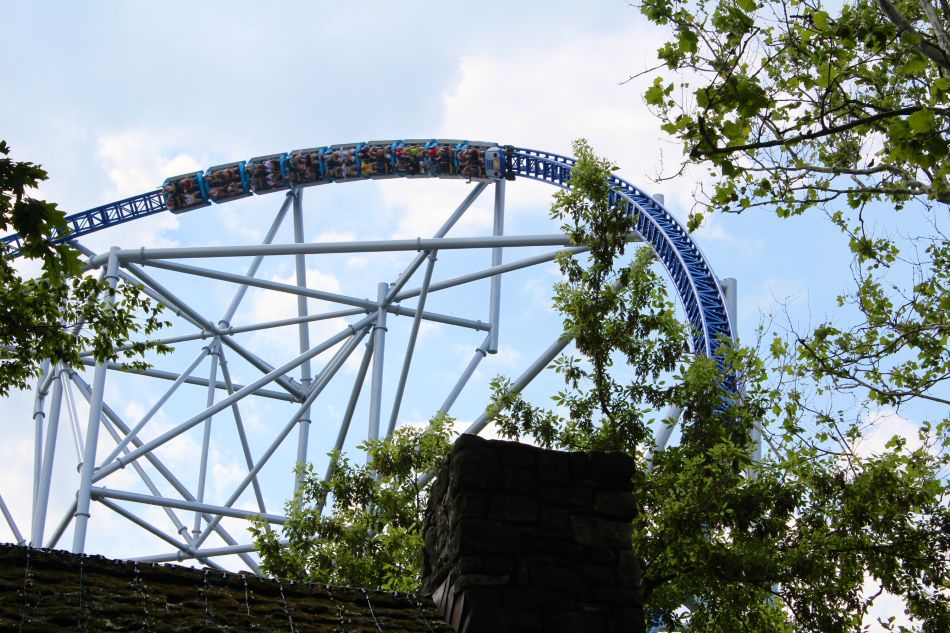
[1,144,734,358]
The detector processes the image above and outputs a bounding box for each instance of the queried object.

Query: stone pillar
[422,434,643,633]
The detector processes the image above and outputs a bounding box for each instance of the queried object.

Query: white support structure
[1,165,732,573]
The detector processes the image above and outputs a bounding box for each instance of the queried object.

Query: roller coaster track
[0,140,739,570]
[2,144,733,356]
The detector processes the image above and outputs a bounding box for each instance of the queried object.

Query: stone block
[537,452,572,485]
[537,506,571,533]
[458,519,522,554]
[499,463,536,494]
[570,515,632,549]
[490,495,538,524]
[461,605,539,632]
[537,485,592,508]
[502,586,575,610]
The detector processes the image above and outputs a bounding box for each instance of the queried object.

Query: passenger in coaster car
[293,153,319,183]
[264,159,280,187]
[248,166,262,191]
[358,145,376,177]
[339,148,357,178]
[397,145,422,175]
[370,145,391,175]
[429,145,453,175]
[181,178,202,206]
[458,147,483,181]
[163,181,183,209]
[324,152,341,179]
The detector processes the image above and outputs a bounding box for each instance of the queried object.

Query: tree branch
[875,0,950,71]
[693,106,948,158]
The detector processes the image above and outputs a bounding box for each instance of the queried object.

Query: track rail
[1,143,733,356]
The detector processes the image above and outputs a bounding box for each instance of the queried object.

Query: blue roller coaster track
[1,143,734,358]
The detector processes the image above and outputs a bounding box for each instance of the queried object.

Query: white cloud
[439,31,670,190]
[856,409,928,458]
[96,130,203,199]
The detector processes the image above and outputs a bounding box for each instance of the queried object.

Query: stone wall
[0,544,451,632]
[422,434,643,633]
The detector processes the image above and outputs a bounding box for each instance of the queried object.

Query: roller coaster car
[323,144,360,182]
[356,142,396,178]
[205,162,250,203]
[247,154,290,194]
[287,148,326,187]
[392,140,428,177]
[484,146,506,180]
[455,141,494,180]
[162,172,209,214]
[424,140,458,177]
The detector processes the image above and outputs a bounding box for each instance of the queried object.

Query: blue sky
[0,1,934,625]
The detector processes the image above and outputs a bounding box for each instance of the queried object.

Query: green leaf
[907,108,935,133]
[646,77,667,106]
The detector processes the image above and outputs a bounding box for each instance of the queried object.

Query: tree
[491,141,949,631]
[635,0,949,411]
[250,415,455,592]
[0,140,168,395]
[254,141,949,631]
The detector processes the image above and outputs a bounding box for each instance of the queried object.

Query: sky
[0,1,935,627]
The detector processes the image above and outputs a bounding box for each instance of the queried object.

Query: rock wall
[422,434,643,633]
[0,544,451,632]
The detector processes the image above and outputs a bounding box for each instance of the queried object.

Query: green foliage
[250,415,456,592]
[487,141,949,631]
[634,0,950,413]
[0,141,169,395]
[638,0,950,217]
[255,139,947,629]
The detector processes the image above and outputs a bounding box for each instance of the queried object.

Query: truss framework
[0,146,742,572]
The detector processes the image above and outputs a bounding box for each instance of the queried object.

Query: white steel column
[72,246,120,553]
[385,252,437,438]
[488,180,505,353]
[368,282,389,443]
[31,360,50,531]
[32,367,63,546]
[292,188,312,491]
[193,341,221,539]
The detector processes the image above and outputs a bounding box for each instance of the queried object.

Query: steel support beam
[292,188,313,491]
[91,487,288,525]
[488,180,505,353]
[99,346,211,467]
[384,182,488,302]
[139,258,491,332]
[77,359,297,402]
[217,349,267,513]
[368,283,389,443]
[91,233,582,265]
[394,246,589,302]
[92,314,377,483]
[192,326,371,549]
[32,368,63,546]
[72,247,120,553]
[193,342,221,538]
[135,541,272,564]
[440,335,491,415]
[464,334,572,436]
[31,360,50,535]
[386,253,436,438]
[0,494,24,545]
[322,339,375,504]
